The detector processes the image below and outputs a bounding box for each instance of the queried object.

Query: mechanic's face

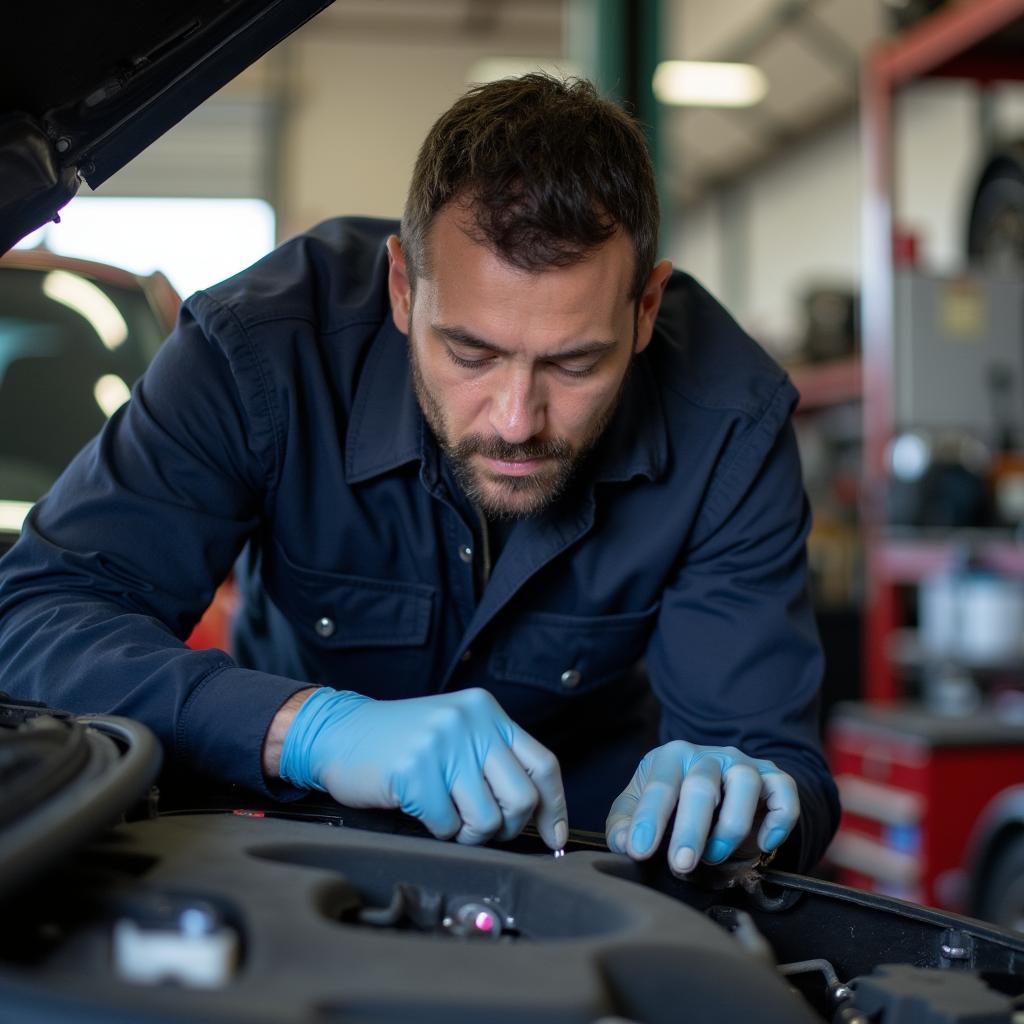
[388,204,672,518]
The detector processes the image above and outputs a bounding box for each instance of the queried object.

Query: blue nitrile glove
[605,741,800,876]
[279,687,568,849]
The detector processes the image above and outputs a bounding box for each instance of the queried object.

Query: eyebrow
[432,323,618,361]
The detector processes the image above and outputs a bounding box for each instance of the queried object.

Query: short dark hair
[401,73,659,302]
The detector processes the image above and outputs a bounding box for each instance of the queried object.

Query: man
[0,75,839,875]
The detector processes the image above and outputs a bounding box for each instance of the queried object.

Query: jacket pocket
[265,542,435,650]
[488,604,659,694]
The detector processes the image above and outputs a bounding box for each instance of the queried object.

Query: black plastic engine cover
[0,812,817,1024]
[850,964,1014,1023]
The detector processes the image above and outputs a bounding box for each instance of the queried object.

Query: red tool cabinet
[828,702,1024,911]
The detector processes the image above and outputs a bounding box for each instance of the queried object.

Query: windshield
[0,265,165,504]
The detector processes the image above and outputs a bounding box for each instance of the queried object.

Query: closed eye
[443,337,605,378]
[550,359,599,379]
[445,347,494,371]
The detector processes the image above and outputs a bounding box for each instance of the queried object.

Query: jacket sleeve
[0,291,310,799]
[645,380,840,872]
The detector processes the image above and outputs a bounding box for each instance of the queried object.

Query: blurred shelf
[861,0,1024,706]
[873,529,1024,581]
[790,356,862,411]
[888,627,1024,674]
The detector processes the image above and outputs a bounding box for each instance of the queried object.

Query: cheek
[445,388,486,434]
[551,379,621,437]
[425,361,490,433]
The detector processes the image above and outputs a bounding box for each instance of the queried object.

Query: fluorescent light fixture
[653,60,767,108]
[0,500,32,533]
[93,374,132,418]
[467,57,582,85]
[43,270,128,351]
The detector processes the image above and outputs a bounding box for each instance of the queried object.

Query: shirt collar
[590,351,667,484]
[345,319,668,486]
[345,319,423,483]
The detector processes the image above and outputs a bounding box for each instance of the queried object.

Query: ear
[634,259,674,355]
[386,234,412,334]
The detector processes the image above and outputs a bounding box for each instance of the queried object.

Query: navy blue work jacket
[0,217,839,867]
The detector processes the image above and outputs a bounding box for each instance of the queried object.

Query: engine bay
[3,699,1024,1023]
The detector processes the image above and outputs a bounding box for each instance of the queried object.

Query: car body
[0,249,178,549]
[0,248,233,648]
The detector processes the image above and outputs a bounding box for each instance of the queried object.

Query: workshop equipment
[827,701,1024,912]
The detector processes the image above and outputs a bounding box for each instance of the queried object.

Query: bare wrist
[262,687,319,780]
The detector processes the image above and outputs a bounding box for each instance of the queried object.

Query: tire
[976,831,1024,932]
[966,144,1024,274]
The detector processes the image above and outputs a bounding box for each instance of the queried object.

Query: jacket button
[560,669,582,689]
[314,616,336,638]
[459,544,473,563]
[460,648,473,663]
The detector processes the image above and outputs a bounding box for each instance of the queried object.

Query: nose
[489,365,545,444]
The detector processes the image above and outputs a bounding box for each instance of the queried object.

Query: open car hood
[0,0,334,254]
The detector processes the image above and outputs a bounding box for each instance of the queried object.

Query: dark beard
[445,430,579,521]
[408,339,627,521]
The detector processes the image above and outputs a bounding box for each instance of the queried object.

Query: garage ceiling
[666,0,889,205]
[277,0,894,209]
[311,0,564,44]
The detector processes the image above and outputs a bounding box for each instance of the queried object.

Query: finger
[392,764,461,840]
[756,770,800,852]
[483,745,540,842]
[623,746,683,861]
[668,755,723,875]
[508,726,568,850]
[449,768,504,845]
[703,762,762,864]
[605,765,646,853]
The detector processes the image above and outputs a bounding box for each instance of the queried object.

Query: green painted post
[566,0,670,250]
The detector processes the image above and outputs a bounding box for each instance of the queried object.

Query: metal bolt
[940,928,972,962]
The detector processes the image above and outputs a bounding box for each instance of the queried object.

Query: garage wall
[274,13,564,241]
[85,56,280,202]
[673,80,1024,356]
[85,94,274,200]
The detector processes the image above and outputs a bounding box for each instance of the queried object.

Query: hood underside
[0,0,334,254]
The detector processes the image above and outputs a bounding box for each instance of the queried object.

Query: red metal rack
[829,0,1024,913]
[860,0,1024,704]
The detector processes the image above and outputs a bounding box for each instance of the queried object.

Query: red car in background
[0,248,234,649]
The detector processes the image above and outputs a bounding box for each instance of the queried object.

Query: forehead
[417,205,635,341]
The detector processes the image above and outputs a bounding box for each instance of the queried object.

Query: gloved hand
[279,686,568,849]
[605,741,799,876]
